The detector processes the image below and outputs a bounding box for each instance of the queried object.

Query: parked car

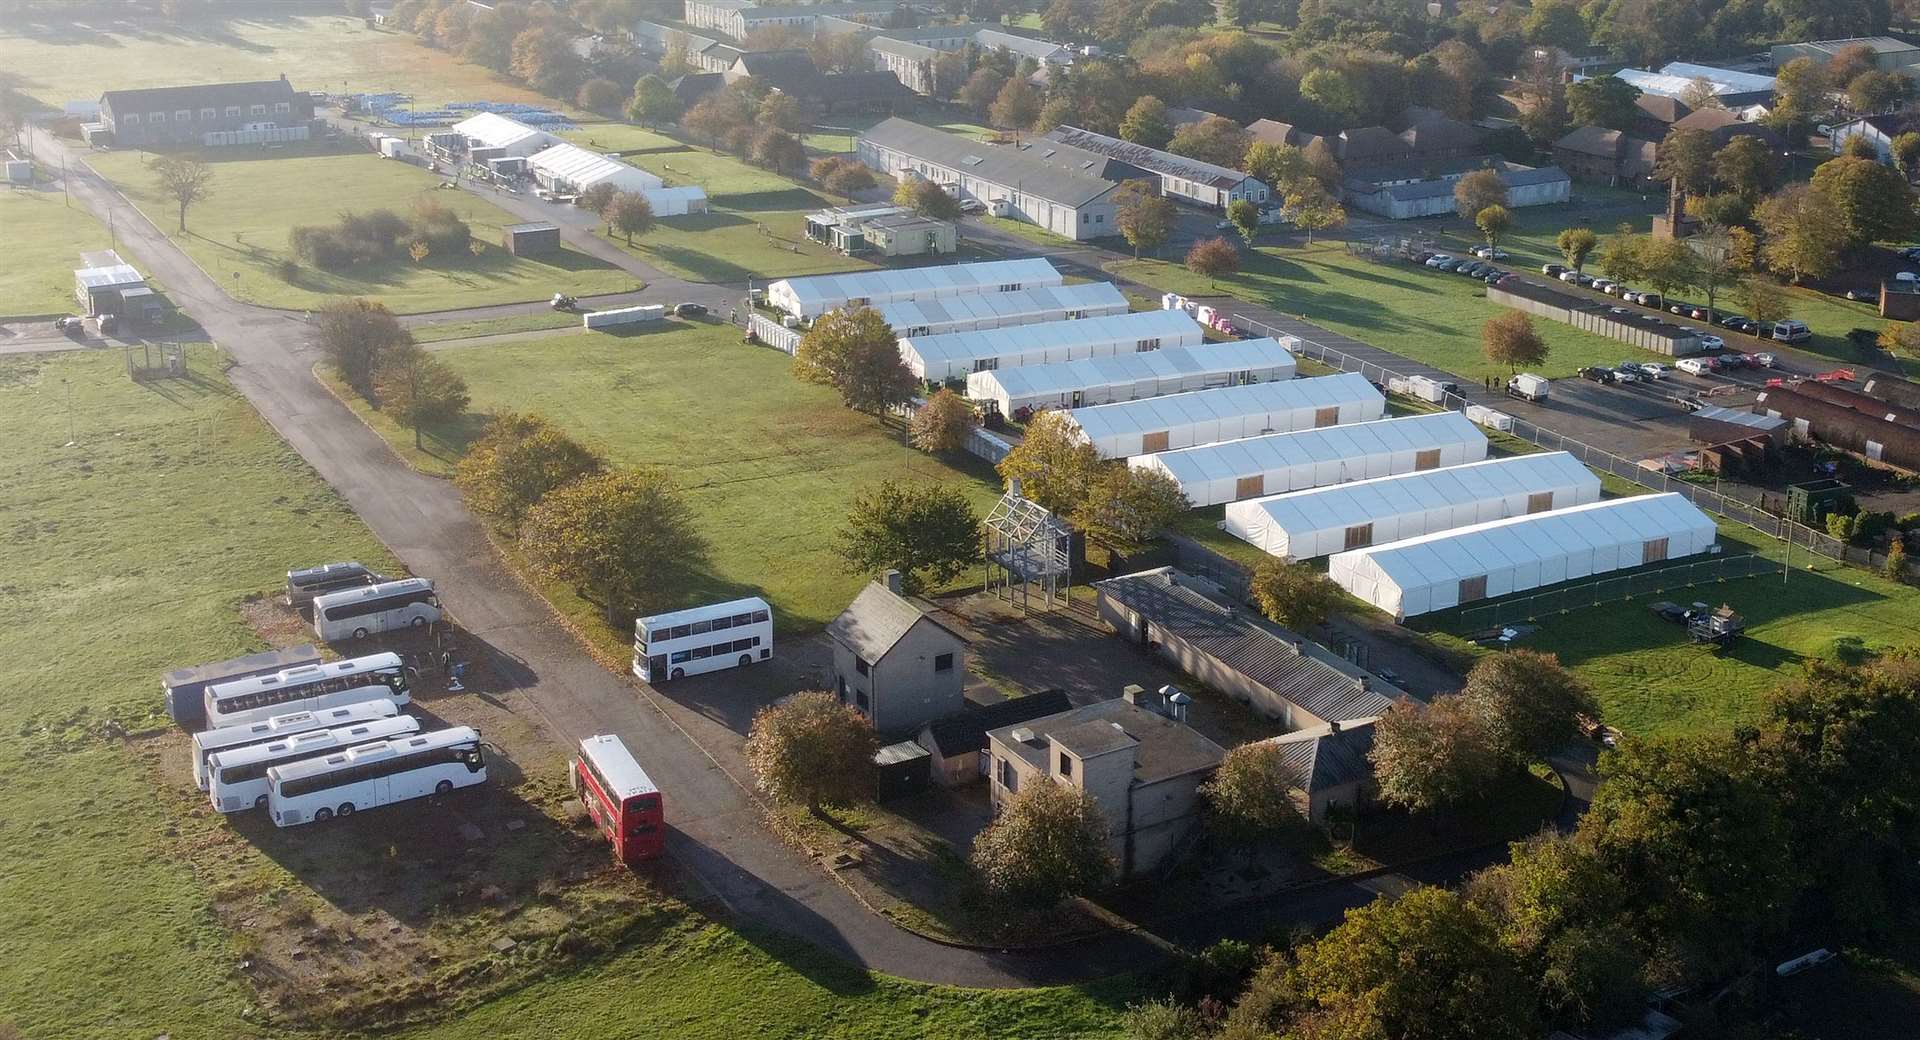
[1640,362,1669,379]
[1771,319,1812,343]
[1733,318,1760,335]
[1676,357,1715,376]
[1688,306,1710,320]
[1412,251,1434,264]
[1559,270,1582,283]
[1578,366,1617,384]
[1542,263,1565,277]
[550,293,578,311]
[1754,352,1777,368]
[1720,353,1749,369]
[1609,306,1634,316]
[1437,258,1463,271]
[672,302,709,318]
[1617,361,1647,376]
[1482,269,1506,283]
[1574,273,1596,287]
[1472,246,1510,259]
[1697,335,1725,352]
[1846,288,1873,301]
[1426,254,1453,268]
[1718,313,1747,328]
[1613,366,1641,383]
[1636,292,1665,309]
[1668,302,1692,315]
[1459,262,1487,276]
[1898,247,1920,262]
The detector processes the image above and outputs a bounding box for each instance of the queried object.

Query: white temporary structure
[527,142,665,194]
[1328,492,1718,619]
[902,310,1204,382]
[877,282,1129,336]
[1069,372,1384,459]
[640,185,708,216]
[1222,451,1601,560]
[1129,411,1484,507]
[449,112,555,157]
[767,257,1062,319]
[966,338,1299,416]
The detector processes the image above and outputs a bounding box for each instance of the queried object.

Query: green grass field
[1110,242,1675,379]
[335,323,1004,639]
[85,148,639,312]
[1,184,118,319]
[559,126,802,197]
[412,311,585,343]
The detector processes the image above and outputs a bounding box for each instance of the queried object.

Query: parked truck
[1506,373,1550,402]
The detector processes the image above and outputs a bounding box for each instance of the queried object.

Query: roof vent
[1010,726,1036,744]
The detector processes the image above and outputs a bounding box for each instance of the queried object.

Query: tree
[627,74,679,126]
[1523,0,1586,51]
[1122,999,1211,1040]
[1810,156,1920,249]
[1286,180,1346,245]
[1655,127,1714,196]
[910,387,976,453]
[681,89,751,146]
[575,76,625,115]
[1202,743,1304,853]
[893,177,962,221]
[149,155,213,232]
[1185,236,1241,287]
[1300,67,1363,123]
[1119,95,1173,149]
[1115,179,1175,258]
[931,49,969,101]
[1287,887,1539,1040]
[988,76,1041,129]
[970,780,1114,908]
[1483,310,1549,372]
[1768,56,1828,133]
[997,411,1102,517]
[1841,135,1880,160]
[1249,559,1343,631]
[453,412,605,528]
[822,161,876,199]
[1516,58,1572,147]
[1678,76,1724,112]
[1739,275,1795,325]
[793,306,917,413]
[1030,95,1076,135]
[750,127,806,174]
[407,238,432,264]
[958,67,1006,118]
[1453,168,1508,222]
[756,92,809,134]
[314,298,414,399]
[836,479,981,593]
[1302,138,1344,192]
[1476,204,1513,250]
[744,691,878,814]
[579,181,618,218]
[1637,235,1702,299]
[1243,141,1307,194]
[1073,464,1189,553]
[1567,75,1642,131]
[1849,70,1910,114]
[1557,227,1598,271]
[1459,651,1597,767]
[1598,226,1647,284]
[519,468,707,624]
[605,190,655,245]
[373,343,470,449]
[509,25,585,98]
[1370,698,1501,813]
[1227,198,1261,244]
[1712,135,1777,200]
[1686,224,1745,321]
[1879,320,1920,360]
[1756,185,1847,282]
[1168,117,1252,169]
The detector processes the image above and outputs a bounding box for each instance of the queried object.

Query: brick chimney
[883,569,903,595]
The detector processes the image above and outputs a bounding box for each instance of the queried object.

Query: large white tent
[449,112,555,157]
[1223,451,1601,560]
[767,257,1062,319]
[1067,372,1383,459]
[526,142,664,195]
[1129,411,1484,507]
[1328,492,1718,619]
[901,309,1204,382]
[639,185,708,216]
[967,338,1299,416]
[878,282,1129,337]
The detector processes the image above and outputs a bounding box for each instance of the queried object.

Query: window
[124,113,141,125]
[1058,754,1072,778]
[1344,523,1373,550]
[999,283,1020,292]
[274,101,291,114]
[998,757,1018,792]
[251,104,267,116]
[1234,475,1265,500]
[1313,406,1340,428]
[226,105,241,118]
[1142,430,1170,453]
[1458,575,1489,603]
[855,657,870,676]
[174,109,192,123]
[856,690,870,710]
[1414,448,1441,471]
[1526,491,1554,514]
[934,653,954,672]
[199,107,216,121]
[972,357,998,372]
[1642,537,1669,564]
[149,112,166,123]
[1137,338,1161,351]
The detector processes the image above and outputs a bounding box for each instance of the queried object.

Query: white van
[1770,320,1812,344]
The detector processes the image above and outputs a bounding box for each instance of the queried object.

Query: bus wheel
[352,627,370,640]
[255,795,268,810]
[436,780,454,795]
[314,807,334,822]
[670,668,685,680]
[410,615,428,628]
[337,803,355,817]
[739,654,753,668]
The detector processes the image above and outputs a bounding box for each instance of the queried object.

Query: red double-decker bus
[571,734,664,864]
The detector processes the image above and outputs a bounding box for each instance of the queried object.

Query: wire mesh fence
[1438,552,1784,634]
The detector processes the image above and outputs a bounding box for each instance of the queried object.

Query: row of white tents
[966,337,1299,416]
[444,115,707,215]
[879,282,1130,337]
[903,309,1206,382]
[767,257,1064,319]
[1068,372,1386,460]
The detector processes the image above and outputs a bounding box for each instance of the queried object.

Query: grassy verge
[85,147,638,312]
[0,184,118,319]
[608,188,874,283]
[413,311,587,343]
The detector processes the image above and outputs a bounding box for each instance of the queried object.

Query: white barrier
[584,304,666,329]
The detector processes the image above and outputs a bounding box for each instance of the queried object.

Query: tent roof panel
[905,309,1200,367]
[451,112,553,151]
[877,281,1127,331]
[1068,372,1379,442]
[980,338,1295,400]
[1232,452,1595,536]
[527,142,662,189]
[1139,410,1478,484]
[772,257,1061,309]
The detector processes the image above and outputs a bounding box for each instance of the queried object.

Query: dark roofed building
[1554,125,1660,187]
[1633,93,1691,138]
[725,48,821,88]
[670,72,725,107]
[726,49,915,112]
[1670,107,1784,149]
[1335,125,1411,163]
[857,117,1130,240]
[827,570,968,736]
[1040,125,1270,210]
[1398,112,1482,158]
[918,689,1072,786]
[1244,118,1325,152]
[99,74,312,148]
[1342,154,1572,219]
[1265,719,1379,822]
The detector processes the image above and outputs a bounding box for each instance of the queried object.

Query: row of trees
[679,80,810,174]
[386,0,592,100]
[314,299,471,452]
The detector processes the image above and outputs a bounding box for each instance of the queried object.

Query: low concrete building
[1489,278,1702,355]
[857,118,1131,241]
[501,221,560,256]
[859,212,957,257]
[917,689,1072,787]
[1042,125,1270,210]
[827,570,967,737]
[1343,157,1570,220]
[1263,718,1380,823]
[986,686,1225,878]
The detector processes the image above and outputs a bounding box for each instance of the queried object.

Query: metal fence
[1443,552,1785,634]
[1230,314,1887,571]
[965,426,1015,464]
[746,313,801,355]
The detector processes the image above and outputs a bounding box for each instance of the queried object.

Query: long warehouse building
[877,282,1129,337]
[1755,386,1920,470]
[1129,410,1484,507]
[766,257,1062,318]
[967,337,1298,416]
[1222,451,1601,560]
[901,309,1204,382]
[1328,492,1718,620]
[1066,372,1384,459]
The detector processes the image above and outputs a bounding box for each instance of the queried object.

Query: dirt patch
[239,594,316,650]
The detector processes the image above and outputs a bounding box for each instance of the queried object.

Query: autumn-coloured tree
[1369,698,1502,813]
[744,691,879,814]
[1556,227,1598,271]
[1249,559,1344,631]
[793,306,917,413]
[519,468,707,623]
[1186,236,1241,287]
[1459,650,1598,767]
[1202,743,1305,855]
[909,388,976,453]
[454,412,605,528]
[971,780,1114,908]
[315,297,414,400]
[1115,179,1175,258]
[373,343,471,449]
[605,190,655,245]
[893,177,963,221]
[835,479,981,593]
[575,76,625,115]
[1228,198,1261,244]
[1483,310,1549,372]
[1453,168,1507,221]
[1072,464,1190,553]
[1476,204,1513,250]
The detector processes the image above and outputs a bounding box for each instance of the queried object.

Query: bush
[1172,938,1260,1004]
[290,205,470,271]
[277,258,300,283]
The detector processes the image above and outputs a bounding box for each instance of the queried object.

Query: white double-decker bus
[312,577,442,643]
[208,715,422,813]
[203,652,412,730]
[191,698,401,790]
[268,726,487,827]
[632,596,773,682]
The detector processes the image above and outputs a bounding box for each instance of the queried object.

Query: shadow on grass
[719,188,831,213]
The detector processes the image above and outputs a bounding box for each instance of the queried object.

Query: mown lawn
[412,310,585,343]
[611,189,876,283]
[1108,241,1677,379]
[559,126,800,197]
[0,347,1130,1039]
[0,184,118,319]
[85,148,639,312]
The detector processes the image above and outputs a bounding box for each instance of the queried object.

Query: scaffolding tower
[984,481,1072,613]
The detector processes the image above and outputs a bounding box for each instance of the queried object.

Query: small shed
[73,249,152,319]
[1688,405,1785,447]
[3,149,30,184]
[872,740,931,799]
[502,221,561,257]
[917,689,1073,787]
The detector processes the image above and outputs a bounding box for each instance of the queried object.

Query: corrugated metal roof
[771,256,1062,311]
[1042,125,1256,191]
[859,118,1123,208]
[1267,720,1380,794]
[1095,569,1402,723]
[1692,405,1786,431]
[973,338,1297,402]
[876,281,1128,333]
[903,309,1201,370]
[972,28,1071,61]
[1138,411,1480,486]
[1067,372,1380,444]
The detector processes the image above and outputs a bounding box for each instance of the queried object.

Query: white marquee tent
[639,185,708,216]
[526,142,665,195]
[901,309,1204,382]
[1068,372,1383,459]
[767,257,1062,319]
[878,282,1129,337]
[966,338,1298,415]
[1128,410,1485,507]
[1223,451,1601,560]
[1328,492,1718,619]
[450,112,556,157]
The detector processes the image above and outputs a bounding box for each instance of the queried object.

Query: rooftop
[101,76,298,111]
[826,578,963,662]
[860,118,1125,207]
[921,689,1073,756]
[1042,125,1256,190]
[1265,719,1380,794]
[988,696,1226,784]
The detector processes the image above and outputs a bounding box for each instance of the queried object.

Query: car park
[1578,366,1617,384]
[1734,318,1759,334]
[1426,254,1453,268]
[1740,352,1768,368]
[1676,357,1715,376]
[1435,258,1462,271]
[1668,302,1692,315]
[1574,273,1596,286]
[1687,306,1710,320]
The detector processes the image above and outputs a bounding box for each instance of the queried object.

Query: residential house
[98,75,312,148]
[986,686,1225,878]
[1632,94,1691,140]
[1773,36,1920,74]
[918,689,1072,787]
[857,117,1133,240]
[1042,125,1270,209]
[1093,568,1407,729]
[1263,719,1380,823]
[1828,111,1920,161]
[1342,155,1571,219]
[1397,108,1483,158]
[1670,107,1785,150]
[1244,119,1325,153]
[827,571,968,737]
[1553,125,1660,188]
[869,35,944,94]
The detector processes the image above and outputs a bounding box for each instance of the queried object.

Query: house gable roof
[1398,113,1481,154]
[1267,719,1380,794]
[826,580,964,662]
[1336,125,1410,162]
[1634,93,1690,124]
[1556,124,1625,157]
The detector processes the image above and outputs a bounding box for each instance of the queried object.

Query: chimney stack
[883,569,903,595]
[1122,684,1146,707]
[1008,477,1023,499]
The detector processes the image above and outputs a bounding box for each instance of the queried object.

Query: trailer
[162,644,324,730]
